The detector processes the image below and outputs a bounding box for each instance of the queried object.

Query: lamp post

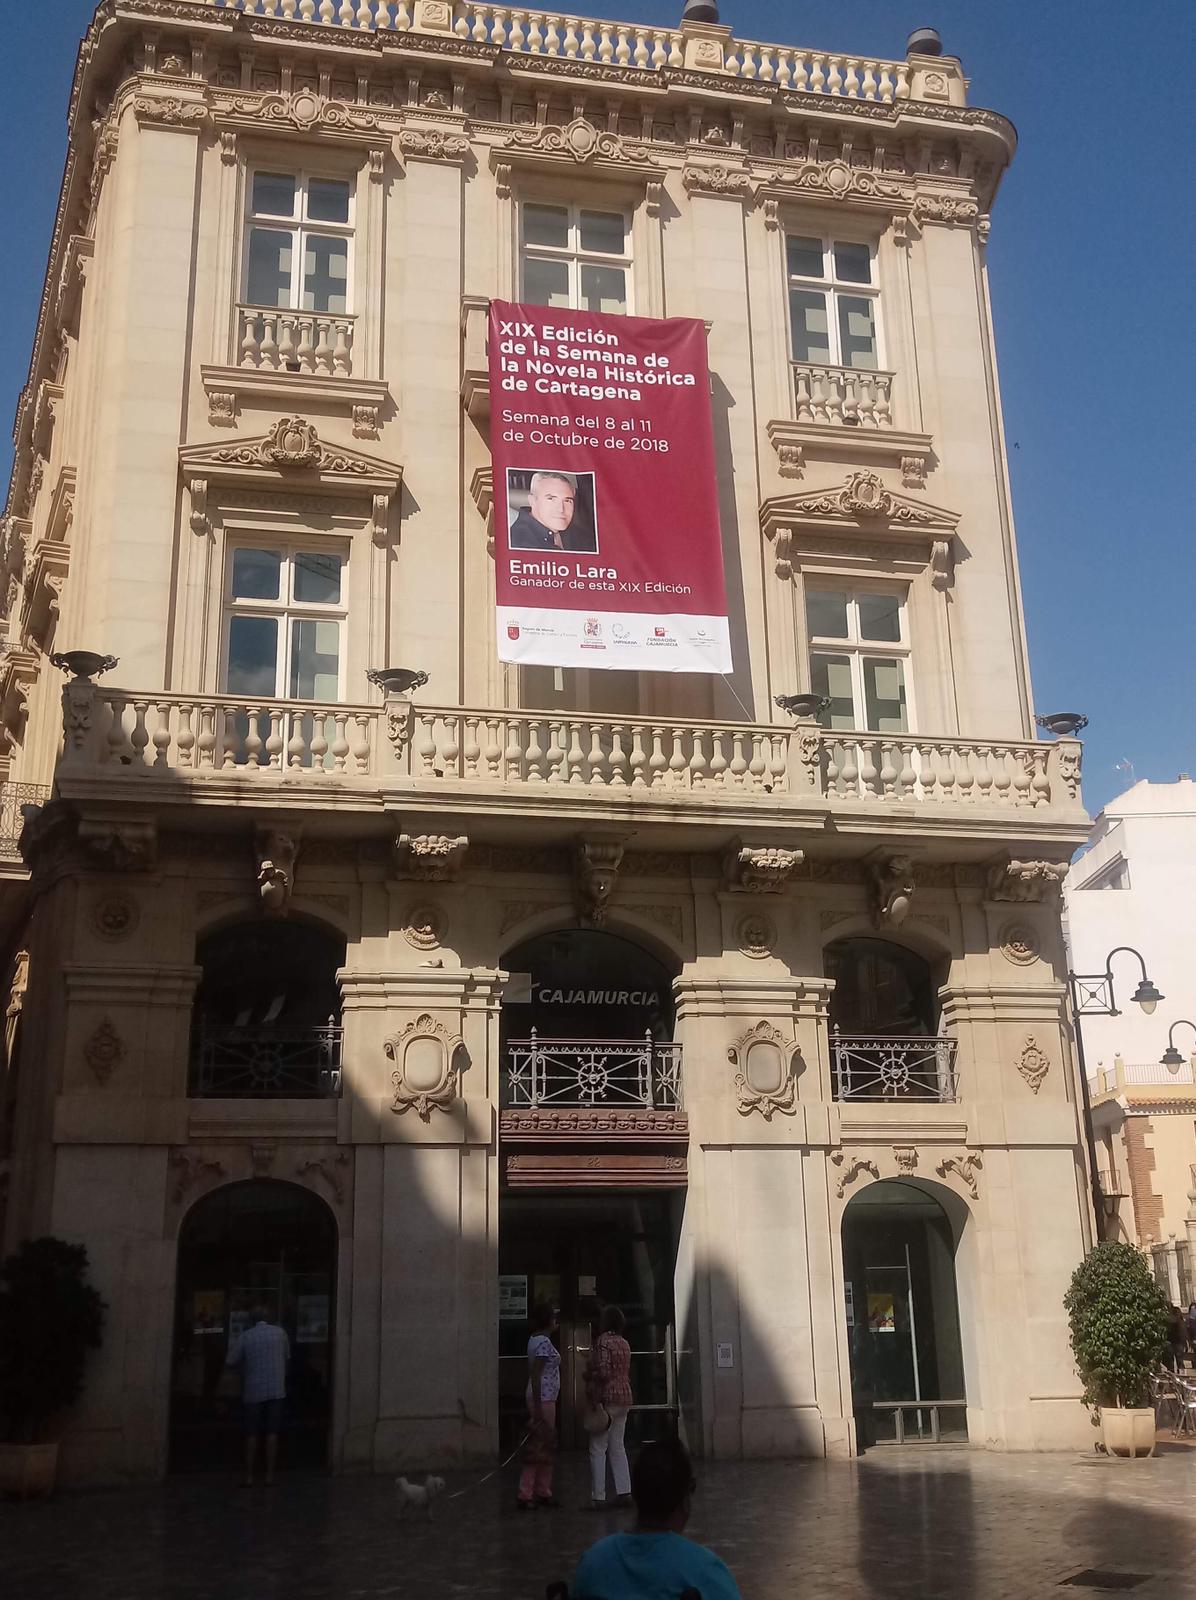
[1067,946,1164,1241]
[1160,1020,1196,1074]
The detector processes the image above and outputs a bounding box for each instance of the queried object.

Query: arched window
[191,921,346,1098]
[825,938,954,1101]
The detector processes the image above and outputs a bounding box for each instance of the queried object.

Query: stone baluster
[416,712,438,775]
[472,5,489,41]
[857,737,878,798]
[792,53,809,91]
[875,376,892,429]
[629,725,649,787]
[729,731,748,786]
[240,311,258,367]
[543,15,560,54]
[708,731,728,786]
[826,55,843,94]
[769,732,788,792]
[508,11,525,51]
[861,61,878,99]
[151,701,174,768]
[758,44,775,81]
[441,715,461,777]
[215,706,237,769]
[689,729,708,787]
[893,63,910,101]
[1031,748,1051,807]
[972,745,993,806]
[740,42,757,79]
[843,57,860,96]
[176,703,197,769]
[194,705,217,769]
[243,707,264,768]
[668,728,688,788]
[916,743,939,801]
[483,718,503,778]
[823,738,843,796]
[838,738,859,797]
[503,718,524,781]
[955,745,976,804]
[615,26,632,64]
[544,720,565,782]
[356,0,374,25]
[775,48,793,87]
[990,747,1011,805]
[1012,751,1033,807]
[794,365,815,422]
[351,713,371,772]
[598,24,615,61]
[333,321,351,376]
[748,734,768,789]
[608,724,629,786]
[586,723,607,783]
[331,712,350,771]
[309,714,329,771]
[259,313,279,370]
[338,0,355,25]
[563,18,580,55]
[525,719,545,781]
[565,722,585,784]
[277,315,298,370]
[810,53,827,93]
[299,0,316,18]
[462,716,481,776]
[938,743,957,803]
[286,715,307,770]
[376,1,395,25]
[491,10,508,48]
[647,727,669,787]
[878,741,898,798]
[897,742,917,799]
[314,319,333,374]
[667,33,683,66]
[634,30,649,67]
[125,698,149,766]
[525,12,542,51]
[841,370,861,425]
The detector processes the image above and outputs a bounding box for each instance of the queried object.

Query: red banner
[489,301,731,674]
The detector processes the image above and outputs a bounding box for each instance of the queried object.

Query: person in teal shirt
[570,1437,742,1600]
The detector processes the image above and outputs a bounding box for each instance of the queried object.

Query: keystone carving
[256,828,299,914]
[385,1013,464,1120]
[728,1021,798,1120]
[936,1152,983,1200]
[985,858,1068,903]
[724,843,804,894]
[576,838,624,926]
[78,817,157,872]
[249,1141,277,1178]
[83,1017,123,1084]
[1016,1035,1050,1094]
[393,833,469,882]
[893,1146,919,1174]
[870,854,916,928]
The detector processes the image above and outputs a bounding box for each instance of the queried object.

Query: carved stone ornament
[209,418,375,476]
[249,1141,277,1178]
[682,164,752,198]
[78,817,157,872]
[295,1151,351,1204]
[728,1021,798,1119]
[902,455,927,490]
[985,858,1068,903]
[398,127,471,162]
[91,894,140,941]
[870,854,915,928]
[505,115,656,169]
[736,910,777,960]
[766,160,911,206]
[724,843,804,894]
[132,95,211,130]
[576,838,624,926]
[1016,1035,1050,1094]
[402,903,447,950]
[256,828,299,914]
[1056,744,1082,801]
[168,1148,225,1205]
[352,404,379,440]
[764,473,957,530]
[936,1151,983,1200]
[215,89,381,137]
[83,1017,123,1084]
[893,1146,919,1174]
[393,833,469,883]
[912,193,982,228]
[832,1153,881,1198]
[386,1012,465,1120]
[999,922,1040,966]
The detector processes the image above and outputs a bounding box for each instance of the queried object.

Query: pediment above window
[492,116,660,190]
[760,473,959,588]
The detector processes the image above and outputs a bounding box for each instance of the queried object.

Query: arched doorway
[841,1180,966,1447]
[170,1181,337,1472]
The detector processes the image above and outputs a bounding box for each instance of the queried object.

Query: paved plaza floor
[3,1443,1195,1600]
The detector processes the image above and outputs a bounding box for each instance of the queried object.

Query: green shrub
[1064,1240,1169,1410]
[0,1238,105,1443]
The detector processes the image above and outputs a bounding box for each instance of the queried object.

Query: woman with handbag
[584,1304,634,1509]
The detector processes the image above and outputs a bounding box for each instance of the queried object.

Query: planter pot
[1099,1407,1156,1458]
[0,1441,59,1498]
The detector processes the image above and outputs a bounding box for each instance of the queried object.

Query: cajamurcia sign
[489,300,732,674]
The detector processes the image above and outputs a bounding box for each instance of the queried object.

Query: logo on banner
[507,623,521,640]
[584,618,602,638]
[654,626,667,638]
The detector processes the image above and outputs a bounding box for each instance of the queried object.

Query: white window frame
[519,198,634,314]
[785,233,882,370]
[242,169,356,314]
[222,540,348,703]
[805,584,913,734]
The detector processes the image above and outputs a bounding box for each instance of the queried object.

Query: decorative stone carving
[506,115,655,168]
[893,1146,919,1174]
[767,160,910,205]
[912,193,982,227]
[936,1151,983,1200]
[398,127,471,162]
[209,418,374,477]
[83,1017,123,1084]
[393,833,469,882]
[999,922,1040,966]
[402,903,447,950]
[775,441,805,480]
[930,538,954,591]
[352,403,379,440]
[219,130,237,165]
[901,455,927,490]
[132,96,211,130]
[256,828,299,914]
[576,838,624,926]
[870,854,915,928]
[1056,744,1082,801]
[682,163,752,197]
[765,473,954,529]
[91,894,140,941]
[728,1021,798,1119]
[295,1151,350,1203]
[249,1141,277,1178]
[386,1013,464,1120]
[986,858,1068,903]
[217,89,380,136]
[724,843,804,894]
[1016,1035,1050,1094]
[384,697,414,758]
[78,818,157,872]
[168,1148,225,1204]
[833,1154,881,1198]
[735,910,777,960]
[207,390,236,428]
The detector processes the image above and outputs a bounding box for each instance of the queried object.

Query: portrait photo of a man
[506,469,599,554]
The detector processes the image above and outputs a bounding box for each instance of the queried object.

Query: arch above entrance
[502,926,678,1042]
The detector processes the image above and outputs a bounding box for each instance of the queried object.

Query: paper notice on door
[578,1275,598,1299]
[499,1274,528,1321]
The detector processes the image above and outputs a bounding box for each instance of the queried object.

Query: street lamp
[1160,1020,1196,1074]
[1067,945,1164,1241]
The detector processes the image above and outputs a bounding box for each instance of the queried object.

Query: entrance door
[170,1180,336,1472]
[498,1193,679,1452]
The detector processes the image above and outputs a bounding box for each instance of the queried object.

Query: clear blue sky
[3,1,1194,815]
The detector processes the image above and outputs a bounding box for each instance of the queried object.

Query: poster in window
[296,1294,330,1344]
[867,1291,897,1334]
[499,1274,529,1322]
[489,301,731,674]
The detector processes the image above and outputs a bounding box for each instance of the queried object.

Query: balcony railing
[237,306,356,377]
[793,363,894,429]
[822,734,1058,807]
[831,1031,958,1102]
[0,782,50,860]
[507,1033,683,1110]
[192,1022,343,1098]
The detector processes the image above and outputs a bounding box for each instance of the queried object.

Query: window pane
[838,295,878,369]
[806,589,849,640]
[864,657,908,733]
[579,209,626,255]
[580,263,627,315]
[251,172,296,218]
[858,592,902,643]
[246,228,293,308]
[787,236,825,279]
[790,289,832,364]
[293,551,343,606]
[810,653,856,730]
[231,548,281,602]
[227,616,279,697]
[306,178,350,225]
[833,241,872,284]
[522,203,570,250]
[289,619,341,700]
[303,235,348,313]
[524,256,571,308]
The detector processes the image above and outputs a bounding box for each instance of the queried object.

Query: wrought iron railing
[507,1032,682,1110]
[192,1022,343,1098]
[831,1031,958,1102]
[0,783,50,860]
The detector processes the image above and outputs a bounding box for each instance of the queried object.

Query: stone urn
[1099,1406,1156,1458]
[366,667,429,695]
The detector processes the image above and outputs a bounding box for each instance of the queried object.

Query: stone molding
[728,1020,799,1120]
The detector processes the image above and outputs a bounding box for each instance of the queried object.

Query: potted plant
[0,1237,105,1496]
[1064,1240,1169,1458]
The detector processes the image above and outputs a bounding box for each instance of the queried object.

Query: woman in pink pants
[517,1302,561,1509]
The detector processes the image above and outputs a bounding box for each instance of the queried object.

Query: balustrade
[193,1022,343,1098]
[793,363,894,429]
[507,1032,683,1109]
[238,306,355,378]
[831,1031,958,1102]
[822,734,1054,808]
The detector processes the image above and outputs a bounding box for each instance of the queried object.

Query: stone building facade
[0,0,1095,1483]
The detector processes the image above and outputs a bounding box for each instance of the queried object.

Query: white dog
[396,1473,446,1522]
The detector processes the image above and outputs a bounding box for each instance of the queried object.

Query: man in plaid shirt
[226,1307,290,1485]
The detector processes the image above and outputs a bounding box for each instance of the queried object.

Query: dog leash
[443,1431,531,1501]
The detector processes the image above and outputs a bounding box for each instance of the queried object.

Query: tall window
[787,235,879,369]
[243,171,353,313]
[223,544,346,702]
[520,202,631,313]
[807,587,909,733]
